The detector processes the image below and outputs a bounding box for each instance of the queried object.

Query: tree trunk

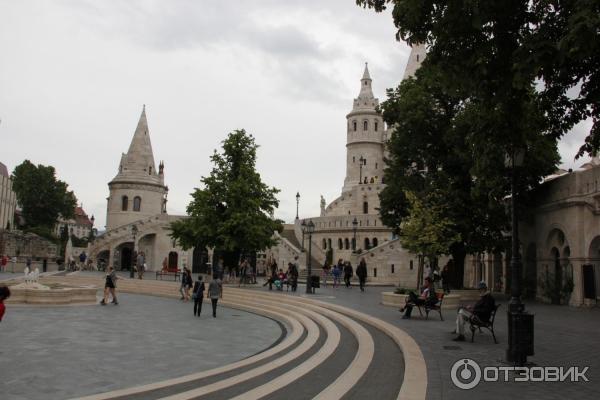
[450,243,466,289]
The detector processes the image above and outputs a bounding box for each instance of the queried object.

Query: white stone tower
[106,106,168,230]
[402,43,427,80]
[342,63,386,193]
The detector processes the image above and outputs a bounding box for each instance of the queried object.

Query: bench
[155,268,181,281]
[469,304,501,343]
[414,291,445,321]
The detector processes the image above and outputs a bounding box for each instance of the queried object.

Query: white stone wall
[0,173,16,230]
[106,183,166,230]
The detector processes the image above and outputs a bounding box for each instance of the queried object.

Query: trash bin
[310,275,320,292]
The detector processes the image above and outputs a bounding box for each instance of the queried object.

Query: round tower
[105,106,168,230]
[342,63,385,193]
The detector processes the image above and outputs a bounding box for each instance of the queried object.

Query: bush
[394,287,409,294]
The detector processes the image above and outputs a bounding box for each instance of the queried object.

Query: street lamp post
[352,217,358,252]
[505,148,534,366]
[301,219,306,252]
[295,192,300,220]
[304,220,315,294]
[359,156,365,184]
[130,224,138,278]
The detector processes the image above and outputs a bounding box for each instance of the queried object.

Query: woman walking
[207,277,222,318]
[332,264,341,288]
[100,266,119,305]
[192,275,205,317]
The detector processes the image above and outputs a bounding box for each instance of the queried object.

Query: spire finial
[362,62,371,80]
[143,104,146,111]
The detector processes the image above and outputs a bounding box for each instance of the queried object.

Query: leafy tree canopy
[12,160,77,229]
[170,130,283,255]
[357,0,599,157]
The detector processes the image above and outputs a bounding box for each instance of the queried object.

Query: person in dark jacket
[192,275,206,317]
[453,281,496,341]
[356,258,368,292]
[343,262,353,288]
[400,277,437,319]
[441,263,451,293]
[207,278,222,318]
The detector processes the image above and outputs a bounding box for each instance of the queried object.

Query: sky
[0,0,592,230]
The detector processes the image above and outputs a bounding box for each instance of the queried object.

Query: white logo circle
[451,358,482,390]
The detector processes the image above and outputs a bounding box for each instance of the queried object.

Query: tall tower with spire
[342,63,386,193]
[106,106,168,230]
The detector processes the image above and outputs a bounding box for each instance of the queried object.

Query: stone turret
[402,43,426,80]
[342,63,386,193]
[105,106,168,230]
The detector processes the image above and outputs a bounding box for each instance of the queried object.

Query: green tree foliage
[357,0,599,157]
[12,160,77,229]
[170,130,282,256]
[356,1,564,286]
[400,191,461,263]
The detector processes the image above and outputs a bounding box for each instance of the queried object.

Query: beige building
[55,206,95,240]
[0,162,17,231]
[268,54,426,286]
[89,107,209,273]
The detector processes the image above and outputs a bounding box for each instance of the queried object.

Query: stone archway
[120,246,133,271]
[585,236,600,301]
[96,250,110,269]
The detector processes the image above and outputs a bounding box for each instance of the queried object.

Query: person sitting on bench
[400,277,437,319]
[452,281,495,341]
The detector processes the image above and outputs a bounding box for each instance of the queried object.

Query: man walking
[356,258,367,292]
[343,262,353,288]
[136,251,145,279]
[207,277,222,318]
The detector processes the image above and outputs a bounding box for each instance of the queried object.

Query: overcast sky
[0,0,591,230]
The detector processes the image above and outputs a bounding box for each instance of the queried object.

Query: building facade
[0,162,17,231]
[55,206,95,240]
[88,107,206,273]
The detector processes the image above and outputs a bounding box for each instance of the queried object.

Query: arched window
[374,121,378,131]
[149,166,152,175]
[133,196,141,212]
[353,156,355,163]
[327,238,332,249]
[345,238,350,250]
[373,238,378,247]
[121,196,128,211]
[363,201,368,214]
[353,121,357,131]
[338,238,343,250]
[363,120,368,131]
[365,238,371,250]
[323,239,327,249]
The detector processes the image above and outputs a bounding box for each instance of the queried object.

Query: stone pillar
[569,263,584,306]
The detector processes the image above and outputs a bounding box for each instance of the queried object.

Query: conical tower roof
[350,62,378,113]
[111,106,163,186]
[402,43,426,80]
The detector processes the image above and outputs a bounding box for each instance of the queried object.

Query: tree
[170,130,282,261]
[12,160,77,229]
[400,190,461,263]
[357,0,599,157]
[357,0,562,287]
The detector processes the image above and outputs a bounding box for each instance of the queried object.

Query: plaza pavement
[2,271,599,400]
[0,291,283,400]
[275,282,600,400]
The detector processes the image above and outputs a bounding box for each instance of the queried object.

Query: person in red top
[0,286,11,322]
[0,255,8,272]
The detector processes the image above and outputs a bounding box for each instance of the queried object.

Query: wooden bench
[155,268,181,281]
[469,304,501,343]
[415,291,445,321]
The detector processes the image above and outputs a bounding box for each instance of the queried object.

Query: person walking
[136,252,145,279]
[332,264,341,288]
[343,261,354,288]
[100,266,119,305]
[441,263,451,293]
[1,254,8,272]
[321,263,330,288]
[207,277,222,318]
[238,258,249,287]
[192,275,206,317]
[356,258,367,292]
[0,285,11,322]
[79,251,87,270]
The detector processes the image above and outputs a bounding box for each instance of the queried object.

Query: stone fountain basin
[6,282,98,305]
